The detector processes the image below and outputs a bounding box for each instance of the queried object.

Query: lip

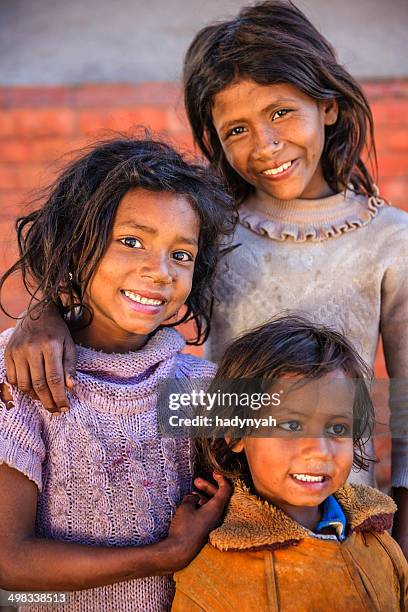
[122,289,168,302]
[120,289,168,315]
[259,158,299,182]
[289,473,331,488]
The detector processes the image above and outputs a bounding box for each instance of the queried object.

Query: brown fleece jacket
[173,481,408,611]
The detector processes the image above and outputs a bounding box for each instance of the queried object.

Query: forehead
[212,80,314,123]
[272,370,355,418]
[114,188,200,235]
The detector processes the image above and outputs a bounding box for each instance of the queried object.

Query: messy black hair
[183,0,377,203]
[198,314,376,479]
[0,136,236,345]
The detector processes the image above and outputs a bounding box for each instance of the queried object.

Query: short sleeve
[0,329,46,490]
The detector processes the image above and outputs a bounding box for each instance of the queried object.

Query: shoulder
[335,483,396,533]
[175,353,217,380]
[372,202,408,241]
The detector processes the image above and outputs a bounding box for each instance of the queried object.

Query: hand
[165,473,232,571]
[4,302,77,414]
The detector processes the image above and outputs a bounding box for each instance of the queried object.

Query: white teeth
[123,291,163,306]
[292,473,325,483]
[263,161,292,175]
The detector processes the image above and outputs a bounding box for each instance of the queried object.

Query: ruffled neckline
[239,189,389,243]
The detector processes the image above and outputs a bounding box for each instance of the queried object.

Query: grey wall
[1,0,407,85]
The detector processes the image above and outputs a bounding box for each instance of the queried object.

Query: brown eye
[120,237,142,249]
[172,251,193,262]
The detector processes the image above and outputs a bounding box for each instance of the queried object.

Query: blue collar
[315,495,346,541]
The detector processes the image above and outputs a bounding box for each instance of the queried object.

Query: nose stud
[273,140,279,145]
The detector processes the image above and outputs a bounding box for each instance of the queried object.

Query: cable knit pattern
[206,190,408,488]
[0,327,216,612]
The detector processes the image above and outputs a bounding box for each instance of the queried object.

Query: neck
[71,323,149,353]
[267,498,321,531]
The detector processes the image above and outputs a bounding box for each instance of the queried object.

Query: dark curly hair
[0,136,237,345]
[183,0,377,203]
[197,314,376,479]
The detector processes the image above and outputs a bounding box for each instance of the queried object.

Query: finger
[4,348,17,386]
[43,345,70,410]
[194,477,218,498]
[14,358,35,396]
[180,493,201,508]
[63,340,77,390]
[27,355,59,413]
[205,473,232,507]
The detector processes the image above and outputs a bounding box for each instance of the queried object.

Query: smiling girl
[182,0,408,554]
[0,137,235,611]
[172,317,408,611]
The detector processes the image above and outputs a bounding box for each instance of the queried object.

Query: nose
[298,436,332,462]
[140,251,173,285]
[250,125,283,162]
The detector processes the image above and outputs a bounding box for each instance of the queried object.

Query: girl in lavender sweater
[0,137,235,611]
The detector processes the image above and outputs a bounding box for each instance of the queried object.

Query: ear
[322,99,338,126]
[225,435,245,453]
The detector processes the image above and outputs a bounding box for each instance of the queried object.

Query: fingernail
[60,406,69,413]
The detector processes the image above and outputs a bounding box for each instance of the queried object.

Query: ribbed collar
[209,479,397,552]
[239,189,388,243]
[71,327,186,413]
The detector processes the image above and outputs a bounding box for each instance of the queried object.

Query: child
[172,316,408,611]
[0,137,235,611]
[182,0,408,553]
[3,1,408,553]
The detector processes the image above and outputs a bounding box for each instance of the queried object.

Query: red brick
[377,152,408,178]
[0,164,53,191]
[375,128,408,153]
[0,86,72,109]
[371,99,408,126]
[0,112,16,138]
[72,83,181,108]
[364,79,408,100]
[78,107,167,135]
[0,138,86,164]
[0,189,28,212]
[8,108,77,138]
[378,177,408,210]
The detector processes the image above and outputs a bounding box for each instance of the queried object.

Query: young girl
[172,316,408,611]
[0,137,235,611]
[3,1,407,553]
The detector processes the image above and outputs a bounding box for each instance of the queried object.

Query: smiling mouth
[262,160,295,176]
[291,473,328,483]
[121,290,166,306]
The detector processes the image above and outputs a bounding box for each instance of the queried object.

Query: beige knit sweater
[206,189,408,488]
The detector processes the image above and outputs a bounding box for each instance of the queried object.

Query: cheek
[245,439,290,481]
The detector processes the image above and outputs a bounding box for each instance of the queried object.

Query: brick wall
[0,80,407,488]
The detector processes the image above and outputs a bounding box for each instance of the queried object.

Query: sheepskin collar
[209,480,397,552]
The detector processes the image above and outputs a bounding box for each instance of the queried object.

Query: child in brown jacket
[172,316,408,611]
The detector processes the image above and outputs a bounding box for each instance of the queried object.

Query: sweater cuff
[0,438,43,491]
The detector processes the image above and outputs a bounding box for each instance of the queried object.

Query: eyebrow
[116,221,198,247]
[273,409,353,419]
[219,97,298,132]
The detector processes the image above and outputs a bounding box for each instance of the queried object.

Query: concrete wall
[1,0,407,85]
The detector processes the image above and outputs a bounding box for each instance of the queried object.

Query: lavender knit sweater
[0,327,216,612]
